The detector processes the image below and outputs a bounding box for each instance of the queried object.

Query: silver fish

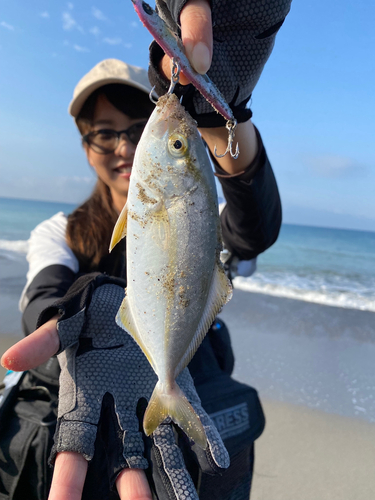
[110,93,232,448]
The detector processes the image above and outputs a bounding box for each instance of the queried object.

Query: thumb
[1,316,60,371]
[180,0,213,75]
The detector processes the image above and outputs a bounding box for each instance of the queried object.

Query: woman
[1,0,291,498]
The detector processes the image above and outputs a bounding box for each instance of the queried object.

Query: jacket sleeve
[20,213,79,336]
[22,265,77,336]
[216,128,282,260]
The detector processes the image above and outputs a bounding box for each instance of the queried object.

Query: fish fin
[175,260,233,375]
[109,202,128,252]
[144,380,207,449]
[116,297,156,370]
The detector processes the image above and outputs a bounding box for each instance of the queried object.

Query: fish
[110,93,232,449]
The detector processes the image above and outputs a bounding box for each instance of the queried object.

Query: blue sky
[1,1,374,231]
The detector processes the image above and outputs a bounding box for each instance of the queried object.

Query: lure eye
[168,133,188,158]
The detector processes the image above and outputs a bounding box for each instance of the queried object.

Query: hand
[1,318,153,500]
[2,283,228,500]
[158,0,258,172]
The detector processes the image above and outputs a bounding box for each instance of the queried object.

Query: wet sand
[220,289,375,422]
[218,289,375,499]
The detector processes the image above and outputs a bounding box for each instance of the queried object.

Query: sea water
[234,224,375,311]
[1,196,375,312]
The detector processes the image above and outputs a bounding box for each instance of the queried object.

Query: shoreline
[219,289,375,423]
[1,287,374,499]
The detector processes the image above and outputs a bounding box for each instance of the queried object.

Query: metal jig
[214,120,240,159]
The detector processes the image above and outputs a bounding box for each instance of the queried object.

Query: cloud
[305,155,368,179]
[103,37,122,45]
[62,12,84,33]
[74,44,90,52]
[130,21,138,28]
[89,26,101,36]
[124,43,132,49]
[67,2,74,9]
[40,12,50,19]
[92,7,107,22]
[1,21,15,31]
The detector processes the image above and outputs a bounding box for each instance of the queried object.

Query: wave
[233,276,375,312]
[0,239,29,260]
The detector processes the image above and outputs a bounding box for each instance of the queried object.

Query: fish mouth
[151,94,193,140]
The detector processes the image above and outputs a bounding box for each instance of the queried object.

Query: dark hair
[75,83,154,135]
[66,83,153,272]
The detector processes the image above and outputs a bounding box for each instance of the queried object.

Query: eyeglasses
[82,122,147,154]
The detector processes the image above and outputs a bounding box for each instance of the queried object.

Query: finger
[116,468,153,500]
[180,0,212,74]
[48,452,88,500]
[1,316,60,371]
[160,0,212,85]
[152,424,199,500]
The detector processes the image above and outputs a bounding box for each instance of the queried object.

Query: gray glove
[53,283,229,499]
[149,0,293,126]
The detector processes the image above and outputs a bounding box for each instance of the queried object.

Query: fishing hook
[214,119,240,159]
[149,86,159,104]
[167,58,181,95]
[166,57,239,159]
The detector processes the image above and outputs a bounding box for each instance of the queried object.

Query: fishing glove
[148,0,292,127]
[43,276,229,499]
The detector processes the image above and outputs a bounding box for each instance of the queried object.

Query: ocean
[1,196,375,313]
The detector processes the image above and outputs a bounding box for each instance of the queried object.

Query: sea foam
[0,239,29,258]
[233,275,375,312]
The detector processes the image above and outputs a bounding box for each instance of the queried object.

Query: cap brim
[68,77,151,117]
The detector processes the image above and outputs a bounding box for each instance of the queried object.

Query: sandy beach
[251,398,375,500]
[218,289,375,499]
[1,272,375,498]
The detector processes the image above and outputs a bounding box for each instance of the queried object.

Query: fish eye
[168,133,188,158]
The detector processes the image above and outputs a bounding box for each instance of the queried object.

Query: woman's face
[84,94,147,213]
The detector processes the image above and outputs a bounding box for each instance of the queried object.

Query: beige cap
[69,58,152,117]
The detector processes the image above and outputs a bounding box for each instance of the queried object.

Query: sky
[0,0,374,232]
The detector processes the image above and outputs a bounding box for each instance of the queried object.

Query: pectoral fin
[109,202,128,252]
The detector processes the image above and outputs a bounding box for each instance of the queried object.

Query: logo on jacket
[209,402,249,439]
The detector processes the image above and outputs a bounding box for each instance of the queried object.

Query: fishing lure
[131,0,239,158]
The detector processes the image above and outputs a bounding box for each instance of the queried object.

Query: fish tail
[143,380,207,449]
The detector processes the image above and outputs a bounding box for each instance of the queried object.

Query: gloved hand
[53,280,229,499]
[149,0,292,126]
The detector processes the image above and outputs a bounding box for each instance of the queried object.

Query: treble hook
[167,58,181,95]
[214,119,240,159]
